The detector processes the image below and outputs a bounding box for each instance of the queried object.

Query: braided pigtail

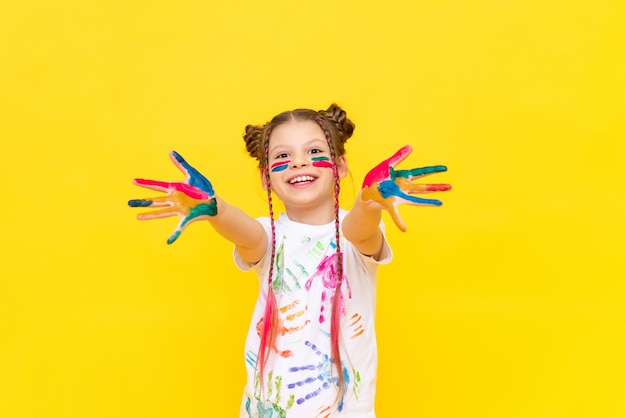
[316,115,347,410]
[256,126,279,395]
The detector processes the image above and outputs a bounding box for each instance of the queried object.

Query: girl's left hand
[128,151,217,244]
[361,145,451,231]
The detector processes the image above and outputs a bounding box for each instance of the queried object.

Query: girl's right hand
[128,151,217,244]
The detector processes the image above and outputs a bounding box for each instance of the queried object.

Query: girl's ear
[260,169,269,191]
[337,156,348,180]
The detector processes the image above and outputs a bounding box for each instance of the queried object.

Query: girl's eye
[275,153,289,159]
[310,148,324,154]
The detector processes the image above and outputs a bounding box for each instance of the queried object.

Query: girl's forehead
[269,120,326,147]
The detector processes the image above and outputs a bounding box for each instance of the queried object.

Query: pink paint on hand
[362,145,412,187]
[133,178,210,200]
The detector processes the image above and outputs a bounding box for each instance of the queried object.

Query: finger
[166,216,193,245]
[404,184,452,194]
[170,151,214,195]
[170,150,192,178]
[135,177,210,200]
[128,195,175,208]
[128,199,153,207]
[396,179,452,194]
[385,203,407,232]
[381,180,444,206]
[387,194,445,232]
[136,207,187,221]
[392,165,447,180]
[396,195,444,206]
[132,178,173,193]
[167,227,184,245]
[426,183,452,192]
[384,145,413,168]
[167,213,214,245]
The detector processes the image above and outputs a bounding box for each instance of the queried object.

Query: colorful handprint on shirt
[128,151,217,244]
[255,300,311,358]
[245,371,295,418]
[246,340,359,416]
[362,145,451,232]
[305,252,351,324]
[287,340,350,412]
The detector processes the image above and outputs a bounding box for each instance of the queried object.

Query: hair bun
[243,124,265,160]
[319,103,354,143]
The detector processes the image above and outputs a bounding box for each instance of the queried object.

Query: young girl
[128,104,451,417]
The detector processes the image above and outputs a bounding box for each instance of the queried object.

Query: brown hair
[243,103,355,410]
[243,103,354,169]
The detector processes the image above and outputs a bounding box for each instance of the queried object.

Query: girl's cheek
[270,160,290,173]
[311,156,333,169]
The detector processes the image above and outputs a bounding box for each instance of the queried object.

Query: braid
[317,115,346,410]
[263,127,277,286]
[316,116,344,280]
[257,127,278,395]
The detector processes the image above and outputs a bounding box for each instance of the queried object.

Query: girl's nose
[291,155,309,168]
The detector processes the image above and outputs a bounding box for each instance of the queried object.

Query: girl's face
[265,120,347,221]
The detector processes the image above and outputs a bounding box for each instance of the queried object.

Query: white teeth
[289,176,315,184]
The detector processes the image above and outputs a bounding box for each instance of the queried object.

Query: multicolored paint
[245,371,294,418]
[305,252,351,324]
[255,300,310,358]
[348,313,364,339]
[287,340,349,411]
[271,160,290,172]
[311,156,333,169]
[128,151,217,244]
[361,145,451,231]
[351,367,362,401]
[270,156,332,172]
[243,222,370,414]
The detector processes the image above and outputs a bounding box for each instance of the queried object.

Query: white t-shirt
[234,210,392,417]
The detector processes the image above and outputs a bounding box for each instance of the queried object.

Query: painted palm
[128,151,217,244]
[362,145,451,231]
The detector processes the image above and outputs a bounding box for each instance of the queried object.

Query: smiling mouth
[289,175,316,185]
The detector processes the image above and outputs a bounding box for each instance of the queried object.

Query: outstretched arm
[128,151,267,263]
[342,193,385,259]
[343,145,451,258]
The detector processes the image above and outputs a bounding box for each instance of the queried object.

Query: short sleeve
[376,220,393,263]
[233,217,272,274]
[354,219,393,267]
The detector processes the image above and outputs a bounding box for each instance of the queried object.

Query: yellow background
[1,0,624,417]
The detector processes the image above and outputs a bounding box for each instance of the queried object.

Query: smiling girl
[128,103,451,417]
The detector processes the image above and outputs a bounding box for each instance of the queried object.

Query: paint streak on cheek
[312,156,333,169]
[271,161,290,172]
